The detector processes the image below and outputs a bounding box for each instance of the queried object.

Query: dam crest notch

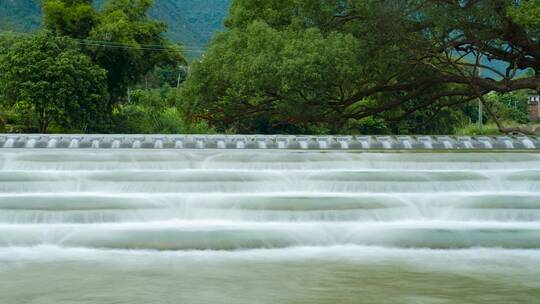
[0,135,539,150]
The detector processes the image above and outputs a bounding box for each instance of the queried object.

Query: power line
[0,30,208,52]
[0,29,208,48]
[79,41,206,51]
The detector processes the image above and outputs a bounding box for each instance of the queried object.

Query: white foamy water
[0,149,539,303]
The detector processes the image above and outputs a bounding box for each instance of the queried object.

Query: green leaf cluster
[42,0,186,101]
[43,0,97,38]
[0,32,108,133]
[508,0,540,28]
[113,88,214,134]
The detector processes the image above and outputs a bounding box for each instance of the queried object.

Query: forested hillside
[0,0,229,50]
[0,0,42,32]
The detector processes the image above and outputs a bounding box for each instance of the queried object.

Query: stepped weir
[1,134,539,149]
[0,135,539,303]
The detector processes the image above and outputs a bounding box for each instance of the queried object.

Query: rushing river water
[0,150,540,303]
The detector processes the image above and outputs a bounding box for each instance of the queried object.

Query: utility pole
[537,91,540,120]
[478,99,483,128]
[177,65,189,89]
[176,67,182,89]
[477,55,483,128]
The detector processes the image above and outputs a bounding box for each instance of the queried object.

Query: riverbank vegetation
[1,0,539,135]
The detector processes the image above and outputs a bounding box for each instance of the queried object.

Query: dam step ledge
[0,135,539,150]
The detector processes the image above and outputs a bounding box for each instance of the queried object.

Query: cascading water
[337,137,350,149]
[111,139,121,149]
[479,137,493,149]
[399,137,413,149]
[46,138,58,148]
[520,137,537,149]
[318,139,329,149]
[439,137,454,149]
[175,140,184,149]
[0,147,540,303]
[236,140,246,149]
[501,137,515,149]
[418,137,433,149]
[217,139,227,149]
[464,141,474,149]
[3,138,15,148]
[25,138,36,148]
[277,139,288,149]
[5,135,539,150]
[298,139,309,149]
[380,138,392,149]
[358,137,371,149]
[91,139,100,149]
[154,139,164,149]
[69,139,79,149]
[195,138,205,149]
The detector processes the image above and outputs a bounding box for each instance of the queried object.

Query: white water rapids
[0,150,539,303]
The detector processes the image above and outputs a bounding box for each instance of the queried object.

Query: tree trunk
[38,108,49,134]
[39,120,49,134]
[479,95,538,135]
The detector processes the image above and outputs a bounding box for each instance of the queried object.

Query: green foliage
[392,107,468,135]
[41,0,186,103]
[456,123,503,136]
[461,91,530,127]
[43,0,97,38]
[342,117,391,135]
[113,88,214,134]
[88,0,185,100]
[0,32,18,55]
[0,111,5,133]
[508,0,540,28]
[1,0,230,51]
[457,90,531,135]
[4,0,538,135]
[2,1,204,135]
[96,0,229,51]
[181,0,540,135]
[340,106,468,135]
[181,0,471,134]
[152,65,187,87]
[181,20,365,133]
[1,0,187,134]
[485,91,530,124]
[0,32,109,133]
[0,104,49,133]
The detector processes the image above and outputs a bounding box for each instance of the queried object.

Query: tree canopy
[181,0,540,134]
[0,32,108,133]
[43,0,186,102]
[0,0,189,134]
[43,0,97,38]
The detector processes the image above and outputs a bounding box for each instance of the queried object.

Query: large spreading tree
[182,0,540,134]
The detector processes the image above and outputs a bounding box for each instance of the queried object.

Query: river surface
[0,150,539,303]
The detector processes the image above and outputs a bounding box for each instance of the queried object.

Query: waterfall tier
[1,150,540,251]
[1,135,539,150]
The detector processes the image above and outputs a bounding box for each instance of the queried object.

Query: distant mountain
[0,0,42,32]
[0,0,230,56]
